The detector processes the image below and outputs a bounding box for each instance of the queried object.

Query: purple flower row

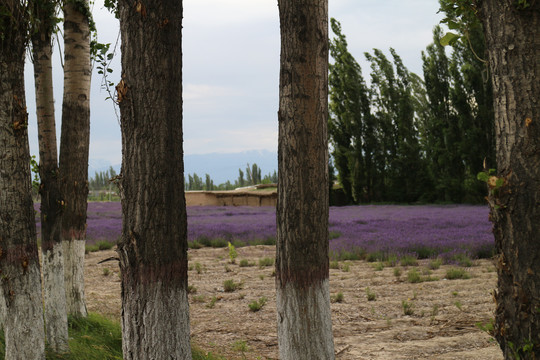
[34,203,494,259]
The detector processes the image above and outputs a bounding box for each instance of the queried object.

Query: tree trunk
[59,0,91,317]
[275,1,335,359]
[31,1,69,350]
[0,1,46,357]
[117,0,191,358]
[480,2,540,358]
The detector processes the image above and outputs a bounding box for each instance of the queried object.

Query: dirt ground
[85,246,503,360]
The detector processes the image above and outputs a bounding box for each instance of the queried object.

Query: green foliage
[43,313,122,359]
[365,287,376,301]
[184,163,276,191]
[446,267,471,279]
[331,292,345,303]
[438,0,482,49]
[364,48,427,202]
[258,257,274,268]
[239,259,254,267]
[231,340,249,352]
[223,279,242,292]
[385,254,399,267]
[248,297,268,312]
[194,262,204,274]
[440,32,460,46]
[402,300,414,315]
[206,296,218,309]
[329,260,339,269]
[407,269,423,283]
[428,258,443,270]
[89,166,118,191]
[331,249,366,261]
[192,295,206,303]
[475,319,495,336]
[329,18,373,203]
[97,240,115,250]
[449,253,473,267]
[192,347,227,360]
[227,242,237,264]
[400,255,418,267]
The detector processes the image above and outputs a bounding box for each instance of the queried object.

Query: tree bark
[31,1,69,350]
[275,1,335,359]
[117,0,191,358]
[59,0,91,317]
[480,2,540,358]
[0,1,46,357]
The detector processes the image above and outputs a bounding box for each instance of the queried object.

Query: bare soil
[85,246,503,360]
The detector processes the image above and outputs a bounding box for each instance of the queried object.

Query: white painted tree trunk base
[277,279,335,360]
[122,281,192,360]
[3,263,45,360]
[63,239,87,317]
[43,242,69,352]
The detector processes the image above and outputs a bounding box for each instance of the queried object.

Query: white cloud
[26,0,444,168]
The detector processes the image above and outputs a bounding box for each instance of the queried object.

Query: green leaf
[446,20,460,30]
[477,172,489,182]
[495,178,505,188]
[440,32,460,46]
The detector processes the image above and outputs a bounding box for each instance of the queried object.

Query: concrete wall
[185,190,277,207]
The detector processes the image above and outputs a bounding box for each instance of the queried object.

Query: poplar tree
[276,0,335,358]
[328,18,372,203]
[30,0,69,350]
[117,0,191,357]
[0,0,46,357]
[60,0,92,317]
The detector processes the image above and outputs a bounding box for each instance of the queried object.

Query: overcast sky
[25,0,444,169]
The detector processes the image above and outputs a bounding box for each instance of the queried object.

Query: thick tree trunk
[275,1,335,359]
[32,25,69,351]
[0,2,46,357]
[59,0,91,317]
[480,2,540,358]
[117,0,191,358]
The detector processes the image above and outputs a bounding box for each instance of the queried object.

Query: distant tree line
[88,166,118,191]
[329,19,494,204]
[88,163,278,192]
[185,163,278,191]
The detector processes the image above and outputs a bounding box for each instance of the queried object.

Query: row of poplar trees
[0,0,539,360]
[1,0,91,357]
[329,19,494,204]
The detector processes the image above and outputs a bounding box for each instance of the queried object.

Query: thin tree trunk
[0,1,46,356]
[275,1,335,359]
[117,0,191,358]
[480,2,540,358]
[59,0,91,317]
[31,2,69,350]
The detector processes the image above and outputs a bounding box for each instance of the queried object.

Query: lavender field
[35,203,494,261]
